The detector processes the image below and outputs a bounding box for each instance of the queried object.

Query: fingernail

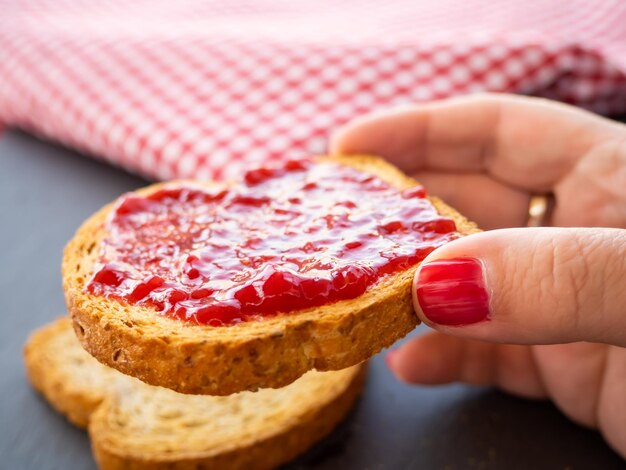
[385,349,398,369]
[415,257,490,326]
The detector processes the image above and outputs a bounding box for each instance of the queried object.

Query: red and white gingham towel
[1,0,625,181]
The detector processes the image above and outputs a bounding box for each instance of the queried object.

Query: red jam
[87,160,458,326]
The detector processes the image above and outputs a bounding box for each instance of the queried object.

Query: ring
[527,195,552,227]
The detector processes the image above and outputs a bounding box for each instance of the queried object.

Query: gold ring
[527,195,552,227]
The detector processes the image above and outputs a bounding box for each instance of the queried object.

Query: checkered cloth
[1,1,625,181]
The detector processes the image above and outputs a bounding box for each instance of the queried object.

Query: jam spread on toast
[87,160,458,325]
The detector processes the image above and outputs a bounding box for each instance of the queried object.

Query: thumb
[412,227,626,347]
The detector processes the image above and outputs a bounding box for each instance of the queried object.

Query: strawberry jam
[87,160,458,326]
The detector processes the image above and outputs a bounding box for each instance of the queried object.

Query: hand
[331,93,626,458]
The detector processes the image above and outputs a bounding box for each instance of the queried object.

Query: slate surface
[0,130,623,469]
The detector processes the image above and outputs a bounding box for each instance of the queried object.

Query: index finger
[331,93,623,192]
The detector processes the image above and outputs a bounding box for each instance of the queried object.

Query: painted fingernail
[385,349,398,369]
[415,257,490,326]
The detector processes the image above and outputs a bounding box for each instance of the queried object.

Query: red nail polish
[415,258,490,326]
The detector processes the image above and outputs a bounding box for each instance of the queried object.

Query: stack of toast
[25,318,365,469]
[24,156,476,469]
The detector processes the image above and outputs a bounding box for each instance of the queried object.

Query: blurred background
[1,0,625,181]
[1,1,625,469]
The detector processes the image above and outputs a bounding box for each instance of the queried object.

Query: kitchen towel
[1,0,625,180]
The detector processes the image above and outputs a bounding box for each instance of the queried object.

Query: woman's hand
[331,93,626,458]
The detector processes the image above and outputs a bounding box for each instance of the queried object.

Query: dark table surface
[0,130,624,470]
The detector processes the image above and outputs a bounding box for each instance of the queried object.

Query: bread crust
[24,317,114,428]
[24,318,366,470]
[90,365,365,470]
[63,155,479,395]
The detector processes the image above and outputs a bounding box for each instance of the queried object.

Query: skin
[331,93,626,458]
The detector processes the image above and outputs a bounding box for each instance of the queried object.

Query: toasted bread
[63,155,479,395]
[24,318,365,470]
[24,317,118,427]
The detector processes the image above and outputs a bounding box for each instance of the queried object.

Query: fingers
[331,93,623,192]
[387,331,547,399]
[388,334,625,438]
[411,227,626,347]
[414,171,530,229]
[596,346,626,457]
[531,342,609,428]
[552,136,626,228]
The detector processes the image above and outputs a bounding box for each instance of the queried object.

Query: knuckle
[534,230,590,335]
[496,227,623,342]
[548,229,623,338]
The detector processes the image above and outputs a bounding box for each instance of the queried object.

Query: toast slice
[63,155,479,395]
[24,318,365,470]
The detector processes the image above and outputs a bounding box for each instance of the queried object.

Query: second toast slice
[25,318,365,470]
